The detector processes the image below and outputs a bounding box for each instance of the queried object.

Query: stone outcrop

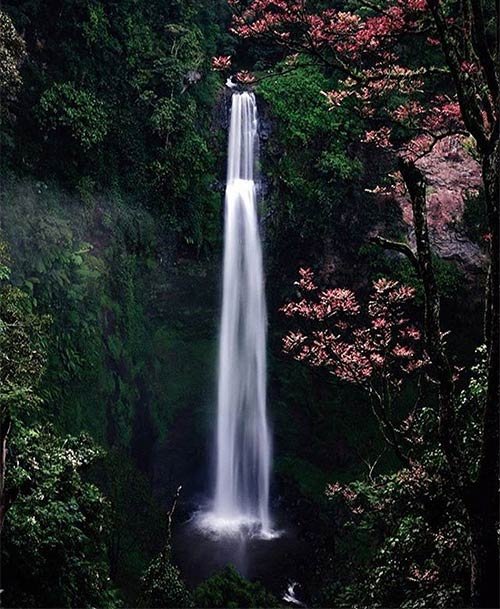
[399,136,487,275]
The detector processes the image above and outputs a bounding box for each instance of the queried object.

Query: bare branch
[427,0,490,151]
[370,235,419,272]
[468,0,499,102]
[166,484,182,545]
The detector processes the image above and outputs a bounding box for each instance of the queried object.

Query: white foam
[193,509,280,540]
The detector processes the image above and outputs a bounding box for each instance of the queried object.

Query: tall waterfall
[210,91,271,535]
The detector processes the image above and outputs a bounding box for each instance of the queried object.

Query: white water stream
[200,91,272,537]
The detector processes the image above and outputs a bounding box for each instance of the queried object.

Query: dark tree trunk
[399,157,500,608]
[0,416,12,532]
[467,143,500,609]
[398,159,462,480]
[482,144,499,462]
[424,3,500,599]
[468,496,500,608]
[483,143,499,421]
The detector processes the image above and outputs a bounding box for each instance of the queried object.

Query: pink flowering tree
[282,268,425,463]
[226,1,480,158]
[211,55,232,71]
[215,3,475,159]
[222,1,499,605]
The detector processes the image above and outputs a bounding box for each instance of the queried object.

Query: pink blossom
[235,70,256,85]
[211,55,232,71]
[321,89,351,108]
[295,267,316,291]
[461,61,479,75]
[281,269,424,389]
[362,127,393,148]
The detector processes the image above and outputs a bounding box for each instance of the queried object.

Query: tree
[1,241,117,607]
[193,565,279,609]
[138,546,193,609]
[282,269,424,464]
[38,82,110,151]
[0,10,26,116]
[321,347,488,607]
[1,424,118,608]
[282,271,488,606]
[2,0,226,252]
[0,242,48,530]
[138,486,193,608]
[222,1,499,605]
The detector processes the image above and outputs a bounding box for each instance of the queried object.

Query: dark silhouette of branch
[166,485,182,546]
[370,235,419,272]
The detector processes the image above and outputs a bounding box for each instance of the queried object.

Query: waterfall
[203,91,272,536]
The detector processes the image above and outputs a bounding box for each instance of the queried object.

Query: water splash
[283,582,305,606]
[201,92,272,538]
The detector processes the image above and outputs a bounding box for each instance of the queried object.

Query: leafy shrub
[138,547,193,608]
[0,246,49,417]
[0,10,26,110]
[461,189,488,245]
[318,348,489,609]
[2,425,119,608]
[359,243,465,303]
[38,82,109,150]
[194,565,280,608]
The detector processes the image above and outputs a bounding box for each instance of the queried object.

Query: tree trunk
[0,416,12,532]
[468,502,500,609]
[468,143,500,609]
[398,160,463,482]
[482,145,499,469]
[398,157,499,608]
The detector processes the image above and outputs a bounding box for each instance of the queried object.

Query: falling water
[204,92,271,536]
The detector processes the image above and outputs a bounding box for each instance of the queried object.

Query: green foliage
[269,353,392,509]
[276,455,332,500]
[0,176,216,598]
[2,424,119,608]
[0,243,49,417]
[2,0,226,252]
[258,61,362,236]
[455,345,487,478]
[402,257,464,302]
[323,451,469,607]
[138,547,193,608]
[38,82,110,150]
[0,9,26,110]
[1,239,119,608]
[92,449,166,597]
[151,97,183,137]
[359,243,465,302]
[1,178,154,441]
[255,61,372,305]
[461,189,488,245]
[193,565,280,608]
[317,347,490,609]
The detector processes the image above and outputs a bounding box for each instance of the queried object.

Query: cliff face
[399,136,486,275]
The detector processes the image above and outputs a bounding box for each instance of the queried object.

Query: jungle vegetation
[0,1,498,608]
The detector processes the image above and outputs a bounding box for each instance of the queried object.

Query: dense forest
[0,1,498,608]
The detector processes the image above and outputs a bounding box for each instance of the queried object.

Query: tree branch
[370,235,419,272]
[427,0,490,151]
[398,158,468,494]
[468,0,499,102]
[369,387,411,466]
[166,484,182,546]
